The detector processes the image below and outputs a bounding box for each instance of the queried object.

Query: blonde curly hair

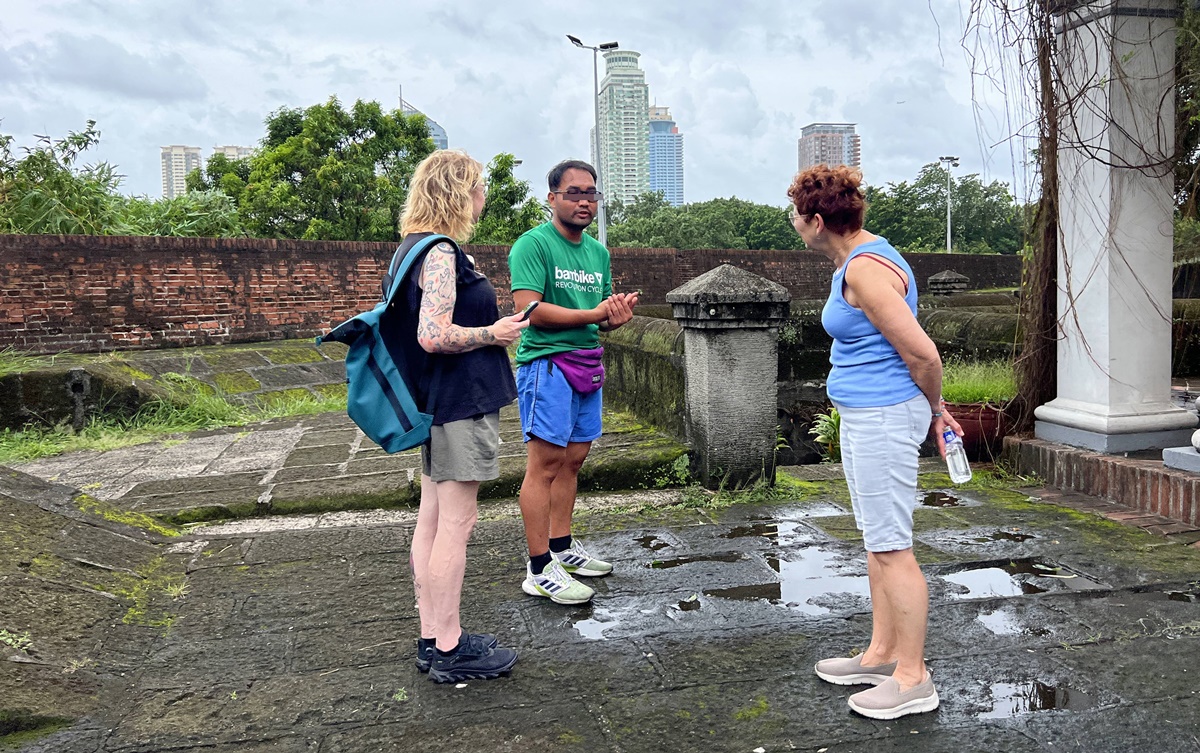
[400,150,484,241]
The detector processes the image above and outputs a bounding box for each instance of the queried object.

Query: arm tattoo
[417,242,498,353]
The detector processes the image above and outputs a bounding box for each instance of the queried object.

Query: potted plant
[941,360,1017,460]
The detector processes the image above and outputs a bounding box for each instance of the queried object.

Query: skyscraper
[400,96,448,150]
[160,145,203,199]
[593,49,649,205]
[648,106,684,207]
[212,145,255,160]
[797,123,861,171]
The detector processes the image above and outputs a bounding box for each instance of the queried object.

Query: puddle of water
[979,530,1035,543]
[922,491,962,507]
[702,547,870,616]
[979,681,1094,718]
[572,607,620,640]
[719,520,806,543]
[676,596,702,612]
[635,535,671,552]
[941,561,1103,600]
[649,553,742,569]
[1166,589,1199,603]
[976,608,1051,637]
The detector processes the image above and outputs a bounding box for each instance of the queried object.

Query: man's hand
[603,292,639,330]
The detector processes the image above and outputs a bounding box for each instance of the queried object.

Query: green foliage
[808,407,841,463]
[941,359,1017,404]
[219,97,436,241]
[1176,216,1200,265]
[471,153,546,244]
[0,121,125,234]
[1177,3,1200,217]
[117,190,244,237]
[604,193,796,250]
[0,121,245,237]
[864,163,1023,255]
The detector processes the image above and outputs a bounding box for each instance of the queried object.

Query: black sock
[530,551,553,575]
[549,535,572,553]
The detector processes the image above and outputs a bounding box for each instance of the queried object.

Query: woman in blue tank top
[788,165,964,720]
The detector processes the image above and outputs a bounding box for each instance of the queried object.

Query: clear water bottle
[943,428,972,484]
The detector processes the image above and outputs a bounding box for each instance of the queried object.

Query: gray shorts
[421,412,501,483]
[835,395,932,552]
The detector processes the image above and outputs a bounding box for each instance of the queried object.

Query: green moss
[733,696,769,721]
[264,346,323,364]
[313,382,348,400]
[212,371,261,395]
[102,556,186,631]
[75,494,181,538]
[113,362,153,381]
[27,553,62,578]
[556,731,585,745]
[0,710,72,749]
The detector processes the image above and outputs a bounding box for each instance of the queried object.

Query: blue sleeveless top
[820,237,922,408]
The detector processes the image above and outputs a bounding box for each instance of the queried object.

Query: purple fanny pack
[549,347,605,394]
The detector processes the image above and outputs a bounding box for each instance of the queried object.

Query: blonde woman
[394,150,527,683]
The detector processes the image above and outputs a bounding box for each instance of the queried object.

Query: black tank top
[379,233,517,425]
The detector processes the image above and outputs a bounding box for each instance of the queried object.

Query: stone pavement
[11,405,686,524]
[5,453,1200,752]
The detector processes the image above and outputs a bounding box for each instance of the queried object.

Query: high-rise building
[400,97,448,150]
[648,106,684,207]
[593,49,650,205]
[212,145,255,160]
[797,123,861,171]
[160,145,203,198]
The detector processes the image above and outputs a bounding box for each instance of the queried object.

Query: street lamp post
[567,35,618,247]
[938,155,959,253]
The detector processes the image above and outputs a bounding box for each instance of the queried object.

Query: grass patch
[0,376,347,464]
[0,347,54,378]
[941,359,1016,404]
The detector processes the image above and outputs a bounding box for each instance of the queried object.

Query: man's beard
[558,213,593,233]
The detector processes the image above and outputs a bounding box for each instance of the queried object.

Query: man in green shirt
[509,160,638,605]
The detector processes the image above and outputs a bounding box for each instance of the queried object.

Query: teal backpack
[318,235,447,453]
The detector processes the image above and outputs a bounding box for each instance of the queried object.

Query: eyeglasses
[790,211,811,223]
[554,189,602,203]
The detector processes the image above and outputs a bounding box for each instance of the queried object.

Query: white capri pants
[835,394,932,552]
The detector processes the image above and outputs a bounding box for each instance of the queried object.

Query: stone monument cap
[665,264,790,305]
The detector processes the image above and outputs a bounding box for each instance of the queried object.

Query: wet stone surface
[8,476,1200,752]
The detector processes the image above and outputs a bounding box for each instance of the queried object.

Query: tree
[232,97,436,241]
[0,121,124,234]
[864,163,1023,254]
[471,153,546,244]
[604,194,796,250]
[0,121,244,237]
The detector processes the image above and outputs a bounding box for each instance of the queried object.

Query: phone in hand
[517,301,540,321]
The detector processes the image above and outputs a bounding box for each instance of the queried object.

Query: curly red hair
[787,164,866,236]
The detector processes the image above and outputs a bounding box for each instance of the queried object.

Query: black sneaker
[415,631,498,673]
[428,633,518,684]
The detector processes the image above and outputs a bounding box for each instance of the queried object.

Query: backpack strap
[384,233,458,420]
[384,234,455,305]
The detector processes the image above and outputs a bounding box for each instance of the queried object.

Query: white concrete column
[1035,0,1196,452]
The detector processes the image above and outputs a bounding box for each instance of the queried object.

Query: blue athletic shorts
[516,357,603,447]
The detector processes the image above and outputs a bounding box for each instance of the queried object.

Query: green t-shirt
[509,221,613,365]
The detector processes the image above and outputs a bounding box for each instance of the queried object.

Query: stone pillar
[1034,0,1196,452]
[666,264,790,487]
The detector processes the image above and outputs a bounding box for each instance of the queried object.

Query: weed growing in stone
[62,657,95,674]
[391,688,408,702]
[0,629,33,652]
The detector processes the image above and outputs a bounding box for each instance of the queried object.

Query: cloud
[8,33,207,102]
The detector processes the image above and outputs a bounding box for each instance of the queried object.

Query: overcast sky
[1,0,1030,206]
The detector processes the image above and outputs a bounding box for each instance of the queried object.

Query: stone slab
[1036,421,1196,453]
[1163,445,1200,472]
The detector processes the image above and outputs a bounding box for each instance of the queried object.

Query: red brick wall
[0,234,1020,354]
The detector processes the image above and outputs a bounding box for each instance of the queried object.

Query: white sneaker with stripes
[554,539,613,577]
[521,559,594,605]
